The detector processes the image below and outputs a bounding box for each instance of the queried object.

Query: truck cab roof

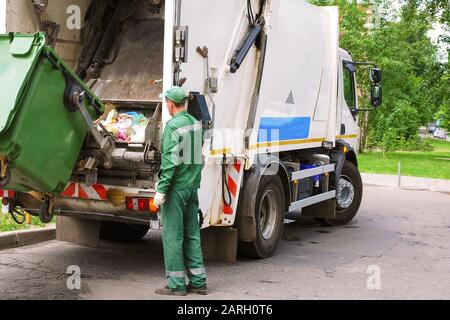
[339,48,353,61]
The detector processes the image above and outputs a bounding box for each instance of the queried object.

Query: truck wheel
[239,175,285,259]
[100,221,149,242]
[315,160,363,226]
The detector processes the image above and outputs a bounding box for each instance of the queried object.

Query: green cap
[159,86,188,104]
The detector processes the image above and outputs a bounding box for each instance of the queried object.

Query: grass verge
[0,211,54,232]
[358,139,450,180]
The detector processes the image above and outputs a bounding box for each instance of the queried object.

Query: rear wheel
[239,175,285,259]
[315,160,363,226]
[100,221,149,242]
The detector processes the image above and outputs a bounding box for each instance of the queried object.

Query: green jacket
[157,111,203,194]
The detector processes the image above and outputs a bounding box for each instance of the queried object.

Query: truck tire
[238,174,285,259]
[100,221,149,242]
[315,160,363,226]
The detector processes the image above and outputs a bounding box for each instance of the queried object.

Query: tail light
[125,197,159,214]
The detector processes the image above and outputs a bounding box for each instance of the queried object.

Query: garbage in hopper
[96,107,149,143]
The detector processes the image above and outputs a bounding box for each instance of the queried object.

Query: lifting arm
[230,20,264,74]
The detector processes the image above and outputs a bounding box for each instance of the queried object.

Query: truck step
[288,164,336,212]
[291,164,335,181]
[289,190,336,212]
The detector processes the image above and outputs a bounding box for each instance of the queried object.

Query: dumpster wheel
[39,198,55,224]
[27,192,55,223]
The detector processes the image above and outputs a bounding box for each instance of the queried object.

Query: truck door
[338,58,359,150]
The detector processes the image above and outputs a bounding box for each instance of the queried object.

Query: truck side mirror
[370,68,382,83]
[371,84,383,107]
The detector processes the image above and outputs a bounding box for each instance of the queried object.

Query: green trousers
[161,188,207,292]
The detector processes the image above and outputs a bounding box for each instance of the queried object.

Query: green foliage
[435,103,450,131]
[0,213,25,232]
[369,100,432,151]
[380,100,419,140]
[0,211,54,232]
[368,135,433,152]
[309,0,449,151]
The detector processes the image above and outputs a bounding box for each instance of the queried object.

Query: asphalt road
[1,184,449,300]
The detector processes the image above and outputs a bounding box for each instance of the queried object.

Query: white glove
[154,192,166,207]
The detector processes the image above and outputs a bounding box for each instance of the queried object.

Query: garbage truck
[0,0,382,259]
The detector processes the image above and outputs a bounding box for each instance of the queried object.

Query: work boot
[155,286,187,296]
[187,284,208,295]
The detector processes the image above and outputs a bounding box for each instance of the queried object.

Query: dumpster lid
[0,33,46,134]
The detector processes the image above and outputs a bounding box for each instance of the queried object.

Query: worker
[153,86,207,296]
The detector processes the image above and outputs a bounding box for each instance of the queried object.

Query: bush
[435,102,450,131]
[366,134,433,152]
[390,135,433,151]
[384,100,420,140]
[0,210,53,232]
[367,100,431,151]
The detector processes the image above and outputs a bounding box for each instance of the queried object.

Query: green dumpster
[0,33,103,195]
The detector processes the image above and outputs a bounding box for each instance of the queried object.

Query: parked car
[434,128,448,140]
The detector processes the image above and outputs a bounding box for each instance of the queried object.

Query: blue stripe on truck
[258,117,311,142]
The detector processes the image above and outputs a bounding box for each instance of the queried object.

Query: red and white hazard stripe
[221,159,244,225]
[0,190,15,198]
[0,190,14,213]
[62,183,108,201]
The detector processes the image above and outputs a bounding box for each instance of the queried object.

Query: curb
[361,173,450,194]
[0,226,56,251]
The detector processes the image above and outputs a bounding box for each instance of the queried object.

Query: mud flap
[56,216,101,248]
[301,198,336,219]
[201,227,238,263]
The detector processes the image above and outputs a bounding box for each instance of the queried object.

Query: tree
[310,0,449,151]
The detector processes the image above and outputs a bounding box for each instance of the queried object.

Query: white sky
[429,22,449,62]
[0,0,5,33]
[384,0,448,62]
